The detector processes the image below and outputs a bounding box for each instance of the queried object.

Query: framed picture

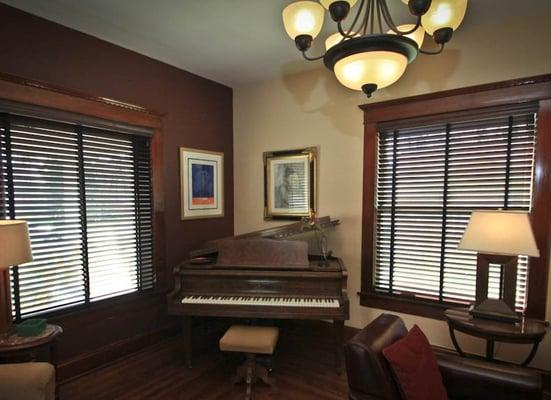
[180,147,224,220]
[264,147,317,220]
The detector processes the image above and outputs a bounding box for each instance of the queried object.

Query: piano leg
[181,316,193,368]
[333,320,344,375]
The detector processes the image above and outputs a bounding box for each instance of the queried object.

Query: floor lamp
[0,220,33,333]
[458,211,539,323]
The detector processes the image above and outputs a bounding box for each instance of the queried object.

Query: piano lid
[188,216,339,260]
[235,216,339,240]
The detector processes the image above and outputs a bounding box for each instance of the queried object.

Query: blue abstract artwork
[191,163,214,205]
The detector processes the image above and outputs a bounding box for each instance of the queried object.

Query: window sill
[358,291,462,321]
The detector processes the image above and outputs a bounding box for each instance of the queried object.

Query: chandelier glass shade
[282,1,325,40]
[334,50,408,91]
[282,0,468,97]
[414,0,468,35]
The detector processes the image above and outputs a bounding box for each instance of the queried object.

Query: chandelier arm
[347,0,366,35]
[419,43,445,55]
[301,51,326,61]
[337,22,358,39]
[391,18,421,34]
[361,0,372,35]
[380,1,422,34]
[379,0,397,30]
[370,0,375,34]
[376,0,384,34]
[337,0,366,38]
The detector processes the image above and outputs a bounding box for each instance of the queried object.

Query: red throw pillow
[382,325,448,400]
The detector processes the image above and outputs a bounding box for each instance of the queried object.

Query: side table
[444,308,548,366]
[0,324,63,392]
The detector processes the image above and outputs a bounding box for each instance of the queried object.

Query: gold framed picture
[180,147,224,220]
[263,147,317,220]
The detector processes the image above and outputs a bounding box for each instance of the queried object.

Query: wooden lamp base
[471,253,521,323]
[0,268,13,333]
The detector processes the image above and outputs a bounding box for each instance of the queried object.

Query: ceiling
[2,0,551,87]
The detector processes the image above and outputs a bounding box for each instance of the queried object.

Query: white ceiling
[2,0,551,87]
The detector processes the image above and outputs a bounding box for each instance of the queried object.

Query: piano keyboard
[181,295,340,308]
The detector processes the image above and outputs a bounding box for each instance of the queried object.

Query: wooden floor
[59,323,350,400]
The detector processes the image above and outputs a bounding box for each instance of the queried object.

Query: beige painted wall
[233,14,551,370]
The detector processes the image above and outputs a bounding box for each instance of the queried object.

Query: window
[374,105,536,310]
[0,113,154,319]
[359,75,551,319]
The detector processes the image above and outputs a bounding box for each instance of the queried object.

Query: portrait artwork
[264,147,317,220]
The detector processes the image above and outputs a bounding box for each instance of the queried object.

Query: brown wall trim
[58,322,179,382]
[359,74,551,320]
[0,72,163,128]
[360,74,551,122]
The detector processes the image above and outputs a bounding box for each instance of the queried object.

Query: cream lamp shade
[421,0,468,35]
[333,51,408,91]
[282,1,325,40]
[0,220,33,269]
[458,211,539,257]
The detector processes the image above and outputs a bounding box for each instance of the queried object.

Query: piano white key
[181,295,340,308]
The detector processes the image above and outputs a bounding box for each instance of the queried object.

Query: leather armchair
[344,314,542,400]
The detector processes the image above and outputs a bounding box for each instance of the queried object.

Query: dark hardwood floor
[59,318,550,400]
[59,321,350,400]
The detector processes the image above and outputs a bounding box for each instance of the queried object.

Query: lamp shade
[0,220,33,269]
[458,211,539,257]
[333,50,408,91]
[421,0,468,35]
[282,1,325,40]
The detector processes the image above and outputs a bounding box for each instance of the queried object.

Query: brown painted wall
[0,4,233,373]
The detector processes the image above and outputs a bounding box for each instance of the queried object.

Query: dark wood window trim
[359,75,551,320]
[0,72,167,308]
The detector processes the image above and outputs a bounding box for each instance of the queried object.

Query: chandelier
[282,0,468,97]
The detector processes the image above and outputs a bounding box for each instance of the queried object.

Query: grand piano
[167,217,350,374]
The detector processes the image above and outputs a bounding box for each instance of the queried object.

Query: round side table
[444,308,548,366]
[0,323,63,396]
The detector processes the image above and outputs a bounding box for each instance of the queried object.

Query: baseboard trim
[58,322,179,382]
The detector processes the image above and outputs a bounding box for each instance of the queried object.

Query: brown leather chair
[344,313,542,400]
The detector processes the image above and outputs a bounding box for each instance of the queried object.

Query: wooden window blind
[0,113,154,319]
[374,104,537,310]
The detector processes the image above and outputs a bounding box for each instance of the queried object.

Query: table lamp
[0,220,33,333]
[458,210,539,323]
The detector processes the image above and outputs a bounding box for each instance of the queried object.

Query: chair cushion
[382,325,448,400]
[0,362,55,400]
[219,325,279,354]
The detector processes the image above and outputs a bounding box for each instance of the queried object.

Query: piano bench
[219,325,279,400]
